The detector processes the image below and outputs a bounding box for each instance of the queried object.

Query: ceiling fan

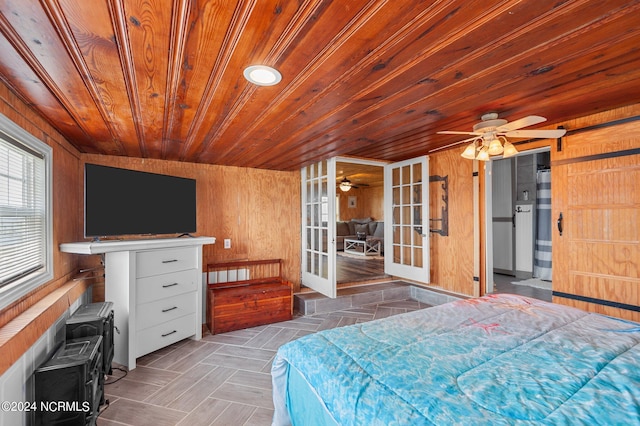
[437,113,566,160]
[338,176,368,192]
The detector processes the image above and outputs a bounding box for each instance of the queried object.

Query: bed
[271,293,640,425]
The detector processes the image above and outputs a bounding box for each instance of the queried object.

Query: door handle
[512,213,516,228]
[557,212,563,236]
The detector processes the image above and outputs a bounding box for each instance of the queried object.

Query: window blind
[0,133,46,288]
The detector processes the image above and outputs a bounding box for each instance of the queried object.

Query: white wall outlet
[224,238,231,249]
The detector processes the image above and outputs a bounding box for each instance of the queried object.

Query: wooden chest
[206,259,293,334]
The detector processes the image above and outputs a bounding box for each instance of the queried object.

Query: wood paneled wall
[0,81,100,377]
[337,186,384,221]
[81,155,302,292]
[428,149,475,295]
[0,82,84,327]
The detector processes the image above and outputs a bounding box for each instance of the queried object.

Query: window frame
[0,113,53,311]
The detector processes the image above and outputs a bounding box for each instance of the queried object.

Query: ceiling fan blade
[429,135,481,153]
[437,131,482,135]
[504,128,567,138]
[496,115,547,132]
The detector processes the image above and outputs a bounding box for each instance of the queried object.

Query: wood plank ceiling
[1,0,640,171]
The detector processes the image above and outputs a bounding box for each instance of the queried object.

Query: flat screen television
[84,164,197,238]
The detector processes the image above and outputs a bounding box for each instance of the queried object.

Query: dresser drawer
[136,269,198,305]
[136,246,198,278]
[136,313,196,357]
[136,291,196,331]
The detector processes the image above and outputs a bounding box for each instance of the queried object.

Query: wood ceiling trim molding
[163,1,240,157]
[162,0,192,158]
[179,0,258,161]
[0,38,91,150]
[107,0,148,157]
[0,7,104,148]
[122,0,176,157]
[41,0,133,156]
[267,0,332,62]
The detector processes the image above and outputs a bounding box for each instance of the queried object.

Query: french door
[384,156,430,282]
[302,155,429,295]
[301,159,336,297]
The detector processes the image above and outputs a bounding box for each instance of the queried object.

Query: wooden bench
[206,259,293,334]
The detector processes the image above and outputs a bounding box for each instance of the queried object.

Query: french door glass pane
[390,161,426,267]
[302,159,333,293]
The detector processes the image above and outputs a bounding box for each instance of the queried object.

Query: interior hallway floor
[492,273,552,302]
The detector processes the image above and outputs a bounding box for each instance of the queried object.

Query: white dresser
[60,237,215,370]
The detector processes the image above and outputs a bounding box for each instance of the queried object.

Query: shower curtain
[533,169,552,281]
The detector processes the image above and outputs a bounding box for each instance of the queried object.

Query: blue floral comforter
[271,294,640,425]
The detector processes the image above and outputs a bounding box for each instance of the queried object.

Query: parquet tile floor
[97,298,430,426]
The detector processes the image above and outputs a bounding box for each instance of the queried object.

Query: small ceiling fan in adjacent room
[437,113,566,160]
[338,176,368,192]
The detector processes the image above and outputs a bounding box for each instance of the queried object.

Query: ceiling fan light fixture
[445,113,558,161]
[487,137,504,155]
[461,141,477,159]
[502,141,518,158]
[243,65,282,86]
[339,177,352,192]
[476,146,490,162]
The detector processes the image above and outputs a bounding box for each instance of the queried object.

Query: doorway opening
[335,160,389,285]
[486,148,552,301]
[301,156,430,297]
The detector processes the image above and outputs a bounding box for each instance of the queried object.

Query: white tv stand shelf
[60,237,215,370]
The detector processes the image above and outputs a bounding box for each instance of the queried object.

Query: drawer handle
[162,259,179,264]
[162,306,178,313]
[162,283,179,288]
[162,330,177,337]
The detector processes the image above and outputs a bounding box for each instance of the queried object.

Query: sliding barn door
[301,159,336,298]
[384,156,429,283]
[552,117,640,322]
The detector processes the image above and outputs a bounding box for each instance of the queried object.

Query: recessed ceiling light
[243,65,282,86]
